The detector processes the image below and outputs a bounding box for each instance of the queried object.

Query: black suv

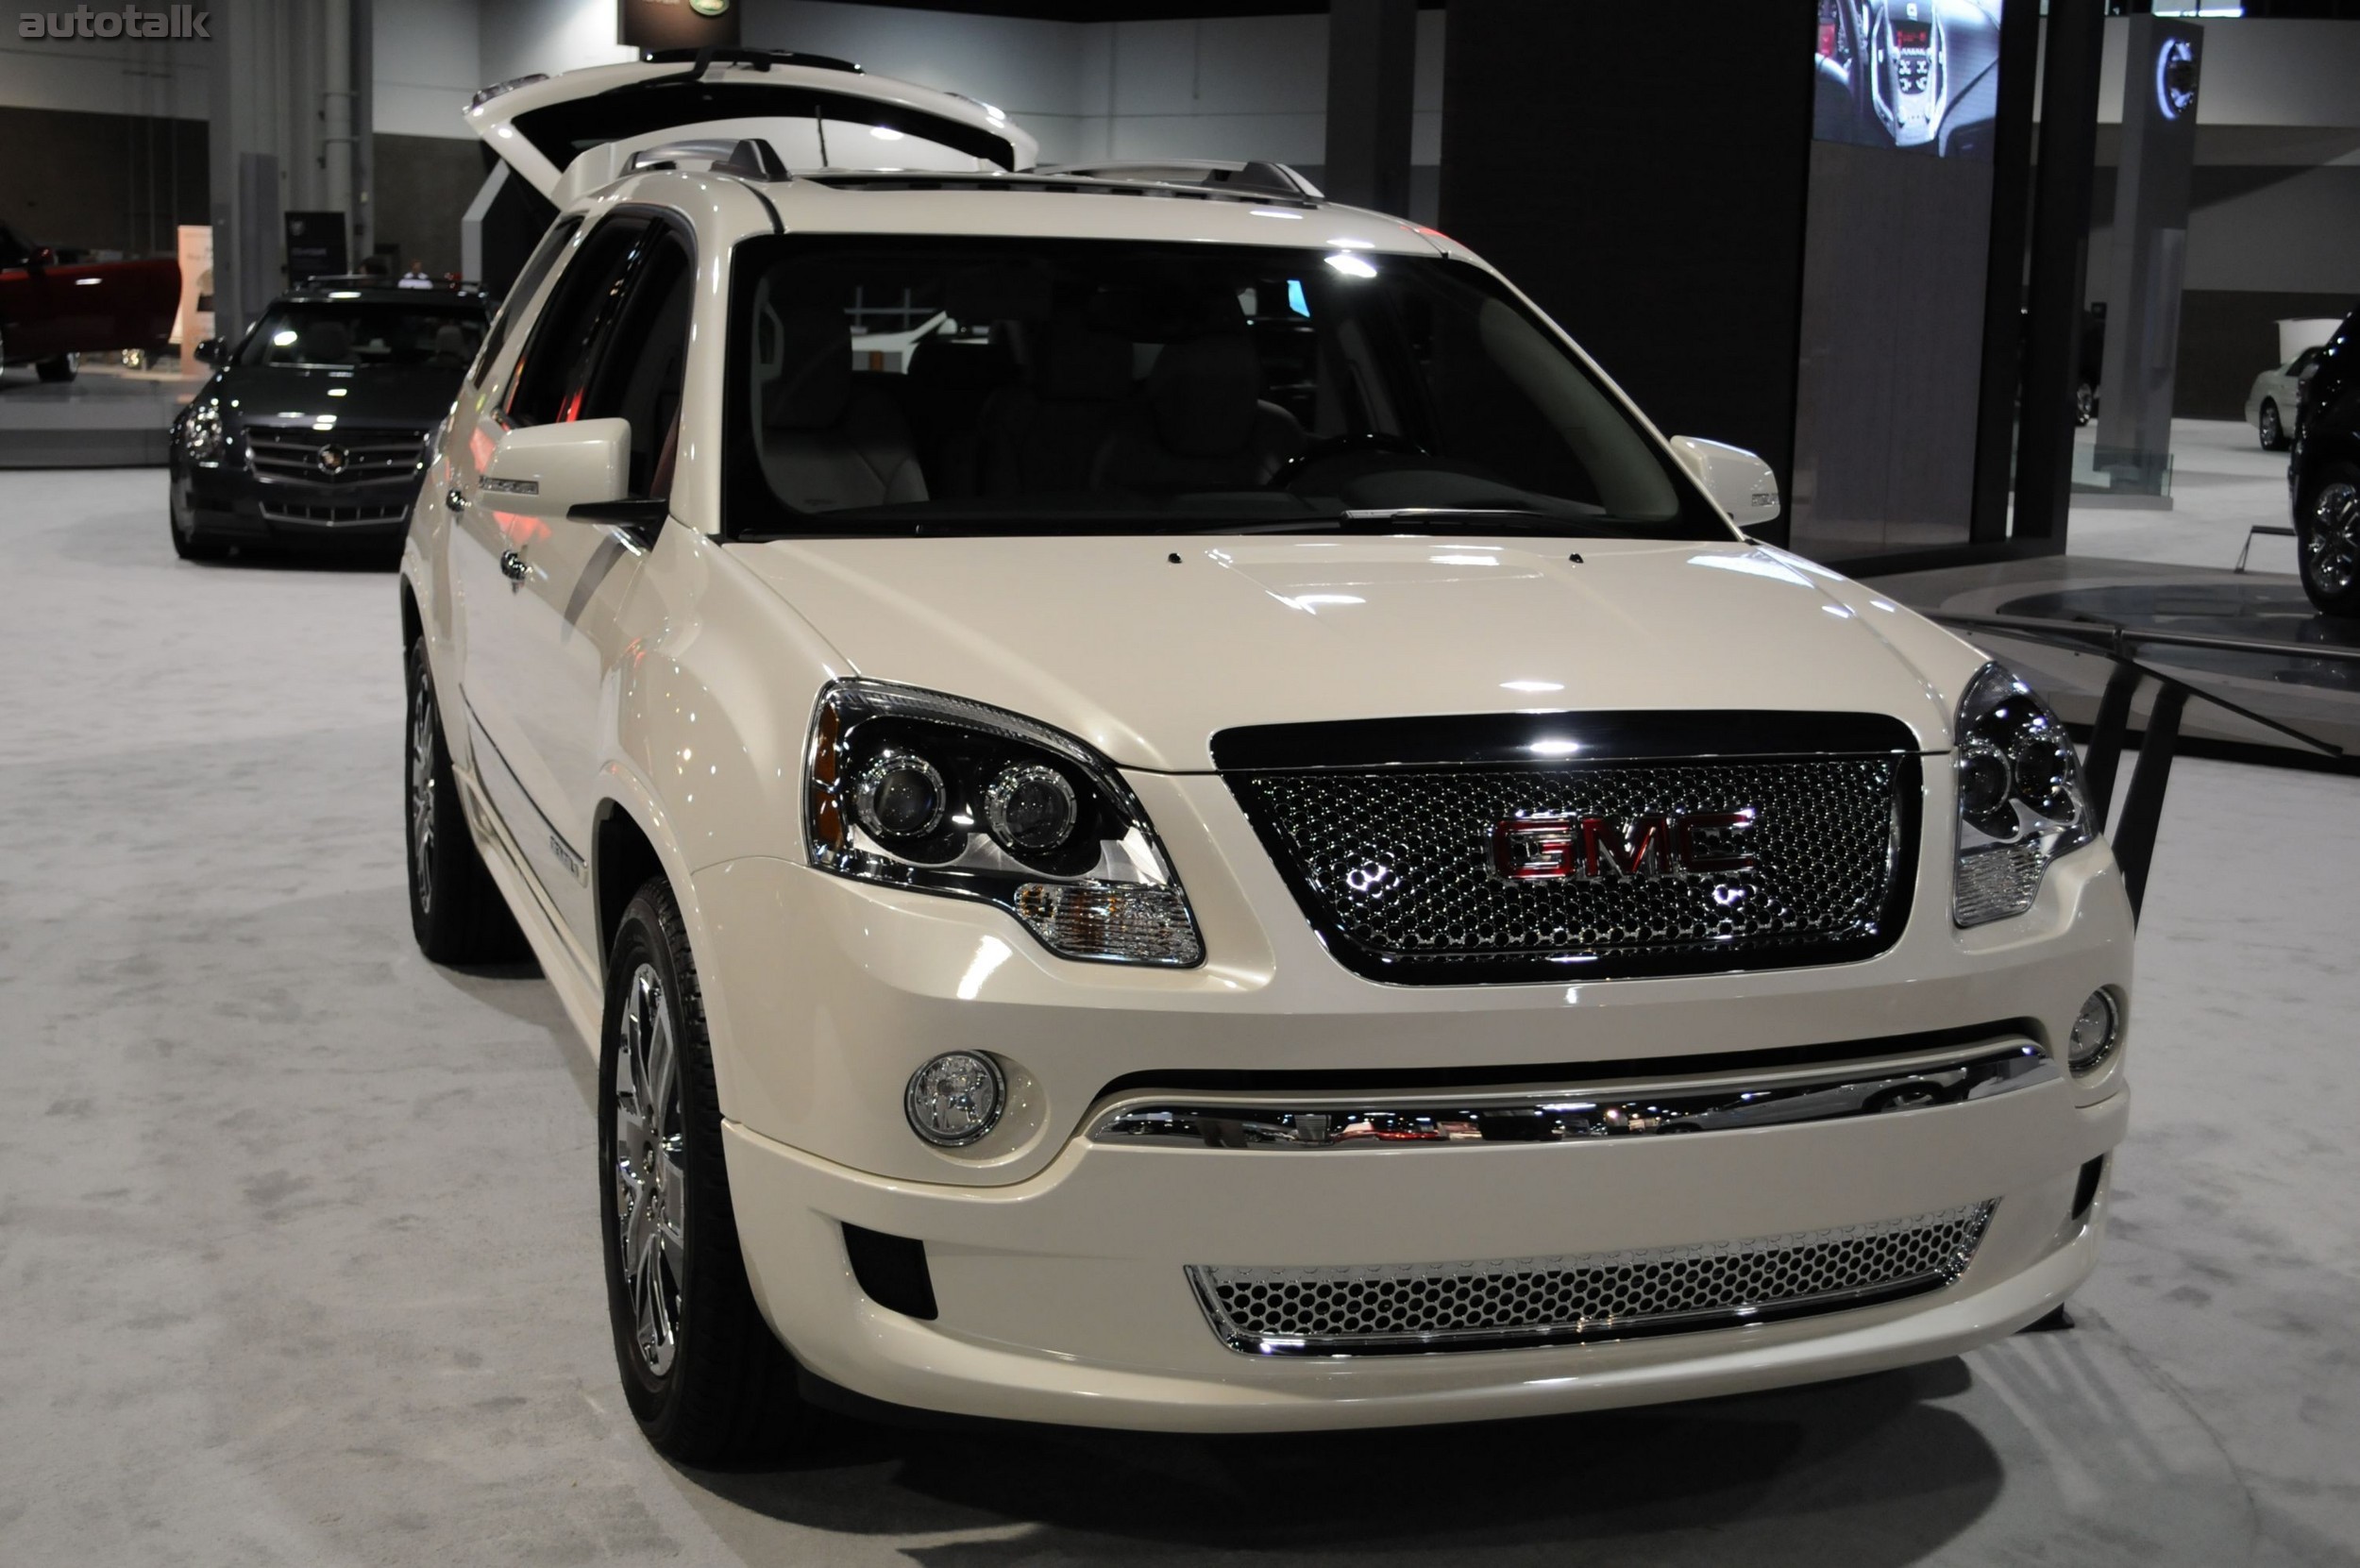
[168,280,489,560]
[2290,304,2360,616]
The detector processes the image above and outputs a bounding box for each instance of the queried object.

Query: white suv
[403,54,2132,1461]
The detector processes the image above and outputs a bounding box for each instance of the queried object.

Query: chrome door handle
[446,485,467,513]
[499,549,527,582]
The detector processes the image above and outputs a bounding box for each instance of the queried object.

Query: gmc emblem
[1492,809,1760,881]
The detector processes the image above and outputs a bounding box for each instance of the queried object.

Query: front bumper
[171,454,421,545]
[724,1081,2123,1431]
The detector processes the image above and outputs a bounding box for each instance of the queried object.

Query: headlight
[179,401,225,462]
[1951,662,2094,926]
[806,679,1204,967]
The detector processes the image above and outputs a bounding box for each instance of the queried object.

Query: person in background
[397,259,433,290]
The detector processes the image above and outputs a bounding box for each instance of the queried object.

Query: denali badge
[1492,809,1760,882]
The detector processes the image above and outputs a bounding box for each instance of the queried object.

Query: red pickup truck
[1,220,180,383]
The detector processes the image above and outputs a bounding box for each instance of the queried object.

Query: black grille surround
[245,424,429,484]
[1217,711,1924,986]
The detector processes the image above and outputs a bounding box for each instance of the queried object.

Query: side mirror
[193,338,226,366]
[483,418,631,516]
[1669,436,1780,529]
[29,245,56,268]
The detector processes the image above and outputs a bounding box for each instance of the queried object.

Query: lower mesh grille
[1188,1203,1995,1356]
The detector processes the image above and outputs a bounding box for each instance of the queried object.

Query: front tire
[2260,399,2285,451]
[35,352,77,383]
[599,880,809,1464]
[404,637,525,962]
[169,484,228,561]
[2298,464,2360,617]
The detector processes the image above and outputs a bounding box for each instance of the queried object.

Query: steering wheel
[1266,430,1428,490]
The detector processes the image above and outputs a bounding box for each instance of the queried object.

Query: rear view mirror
[1669,436,1780,529]
[483,418,632,516]
[193,338,226,366]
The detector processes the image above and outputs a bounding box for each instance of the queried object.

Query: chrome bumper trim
[1085,1039,2056,1150]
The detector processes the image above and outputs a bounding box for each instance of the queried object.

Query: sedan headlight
[1951,662,2094,926]
[806,680,1204,967]
[179,401,225,462]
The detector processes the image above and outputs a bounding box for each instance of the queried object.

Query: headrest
[1145,330,1261,457]
[761,304,851,430]
[945,265,1052,328]
[430,323,470,364]
[301,319,351,362]
[1033,309,1132,402]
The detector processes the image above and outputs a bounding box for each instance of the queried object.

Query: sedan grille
[1188,1202,1995,1356]
[246,425,428,484]
[1222,714,1918,984]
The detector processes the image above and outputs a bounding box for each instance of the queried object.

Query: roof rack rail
[1038,160,1324,200]
[806,170,1317,208]
[638,46,861,78]
[628,137,792,182]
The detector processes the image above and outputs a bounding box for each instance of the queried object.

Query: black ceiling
[830,1,1443,17]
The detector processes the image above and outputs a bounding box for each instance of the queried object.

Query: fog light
[905,1052,1004,1147]
[2068,989,2121,1074]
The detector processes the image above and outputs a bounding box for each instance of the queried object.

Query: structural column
[1323,0,1415,216]
[2012,0,2107,548]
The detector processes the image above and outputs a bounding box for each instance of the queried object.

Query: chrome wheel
[2260,400,2282,449]
[2307,481,2360,598]
[407,679,438,915]
[614,963,686,1378]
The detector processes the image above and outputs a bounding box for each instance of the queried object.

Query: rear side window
[504,216,649,427]
[473,216,582,388]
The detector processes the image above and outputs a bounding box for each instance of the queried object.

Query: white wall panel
[372,0,480,137]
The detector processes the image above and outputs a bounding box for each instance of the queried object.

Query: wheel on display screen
[2297,464,2360,618]
[598,878,812,1464]
[2259,399,2285,451]
[35,352,78,383]
[403,637,527,962]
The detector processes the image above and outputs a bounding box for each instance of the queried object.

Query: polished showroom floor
[4,468,2357,1567]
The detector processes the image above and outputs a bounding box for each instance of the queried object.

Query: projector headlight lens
[1951,663,2094,927]
[2068,988,2122,1075]
[806,680,1203,967]
[905,1052,1004,1147]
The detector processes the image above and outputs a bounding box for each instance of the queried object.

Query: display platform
[0,361,196,467]
[1873,554,2360,765]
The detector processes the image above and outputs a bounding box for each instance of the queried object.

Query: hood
[215,364,463,430]
[728,535,1961,771]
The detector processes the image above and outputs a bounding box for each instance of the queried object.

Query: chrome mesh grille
[1230,756,1910,983]
[1189,1203,1995,1356]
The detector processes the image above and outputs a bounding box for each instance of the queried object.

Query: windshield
[241,302,486,370]
[721,236,1723,540]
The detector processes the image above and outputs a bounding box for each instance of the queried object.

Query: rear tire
[2260,399,2285,451]
[404,637,527,962]
[2297,463,2360,618]
[599,879,812,1464]
[35,353,77,383]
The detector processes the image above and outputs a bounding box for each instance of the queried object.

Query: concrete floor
[2066,417,2304,574]
[4,468,2358,1567]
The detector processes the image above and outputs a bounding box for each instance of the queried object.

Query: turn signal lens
[905,1052,1005,1147]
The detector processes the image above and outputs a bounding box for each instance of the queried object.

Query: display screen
[1813,0,2002,160]
[1790,0,2017,560]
